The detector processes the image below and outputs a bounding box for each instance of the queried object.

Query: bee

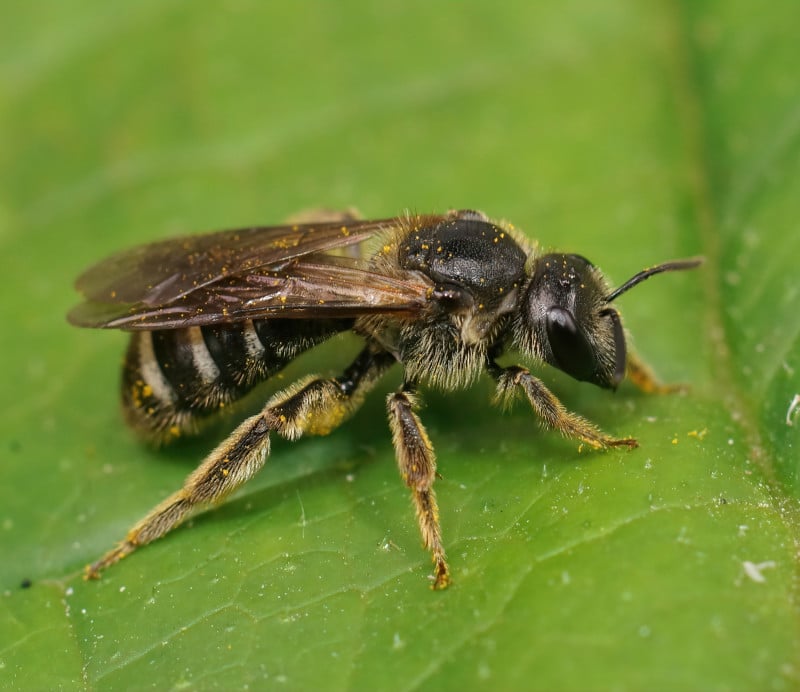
[69,209,701,589]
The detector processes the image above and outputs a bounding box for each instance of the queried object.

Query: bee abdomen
[122,318,352,441]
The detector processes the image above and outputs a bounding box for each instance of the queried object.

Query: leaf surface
[1,2,797,690]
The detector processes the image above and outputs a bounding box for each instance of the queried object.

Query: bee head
[515,254,702,389]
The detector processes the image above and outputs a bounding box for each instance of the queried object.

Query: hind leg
[87,347,395,577]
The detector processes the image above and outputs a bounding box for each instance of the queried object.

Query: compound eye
[545,307,598,382]
[603,307,627,388]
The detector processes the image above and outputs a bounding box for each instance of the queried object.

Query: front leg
[387,385,450,590]
[491,364,637,449]
[626,352,687,394]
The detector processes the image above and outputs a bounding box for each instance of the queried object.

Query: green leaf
[2,1,797,690]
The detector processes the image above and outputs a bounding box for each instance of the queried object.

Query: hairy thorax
[358,210,530,390]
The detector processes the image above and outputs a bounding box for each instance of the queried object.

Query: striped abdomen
[122,318,353,441]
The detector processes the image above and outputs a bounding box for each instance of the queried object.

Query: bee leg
[387,385,450,590]
[86,347,395,578]
[491,364,638,449]
[626,352,687,394]
[85,411,274,577]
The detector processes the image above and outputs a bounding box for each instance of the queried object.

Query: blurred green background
[1,1,798,690]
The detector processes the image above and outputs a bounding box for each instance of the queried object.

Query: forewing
[72,217,406,308]
[70,257,435,329]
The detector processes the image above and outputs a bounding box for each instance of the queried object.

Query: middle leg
[387,384,450,590]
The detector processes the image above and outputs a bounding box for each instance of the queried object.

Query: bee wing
[68,213,448,329]
[70,256,435,329]
[72,216,415,309]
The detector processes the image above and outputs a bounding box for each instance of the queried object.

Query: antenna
[606,257,704,303]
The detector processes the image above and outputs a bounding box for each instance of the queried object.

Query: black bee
[69,209,701,589]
